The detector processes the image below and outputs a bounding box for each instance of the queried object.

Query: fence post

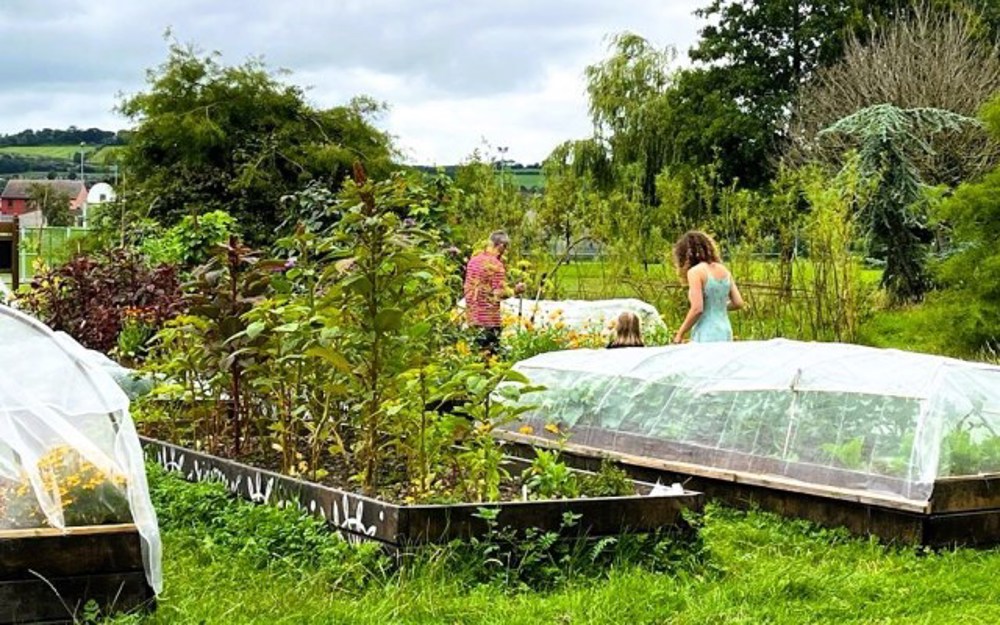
[11,216,19,290]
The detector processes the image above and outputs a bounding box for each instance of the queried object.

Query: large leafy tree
[28,183,73,226]
[118,43,395,244]
[684,0,902,185]
[584,33,675,207]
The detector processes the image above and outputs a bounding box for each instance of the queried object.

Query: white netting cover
[458,297,666,334]
[0,306,161,593]
[505,339,1000,504]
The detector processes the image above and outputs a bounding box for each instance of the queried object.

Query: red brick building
[0,179,87,223]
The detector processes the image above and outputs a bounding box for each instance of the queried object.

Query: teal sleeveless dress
[691,275,733,343]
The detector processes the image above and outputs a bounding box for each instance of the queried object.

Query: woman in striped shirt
[463,231,524,356]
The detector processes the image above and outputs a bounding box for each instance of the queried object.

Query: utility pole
[79,141,86,182]
[497,146,509,194]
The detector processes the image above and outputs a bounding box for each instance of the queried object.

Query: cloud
[0,0,704,163]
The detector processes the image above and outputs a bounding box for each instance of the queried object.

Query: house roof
[1,179,86,200]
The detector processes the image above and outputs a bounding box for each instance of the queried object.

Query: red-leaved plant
[18,249,184,353]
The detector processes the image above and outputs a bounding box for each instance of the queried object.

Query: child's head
[673,231,720,280]
[611,311,644,348]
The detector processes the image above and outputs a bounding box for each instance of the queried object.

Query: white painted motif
[331,493,378,543]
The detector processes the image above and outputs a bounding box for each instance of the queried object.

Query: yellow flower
[544,423,561,435]
[456,341,470,356]
[518,425,535,435]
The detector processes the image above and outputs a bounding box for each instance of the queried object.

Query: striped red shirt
[464,251,506,327]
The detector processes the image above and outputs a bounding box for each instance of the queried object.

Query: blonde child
[607,311,645,349]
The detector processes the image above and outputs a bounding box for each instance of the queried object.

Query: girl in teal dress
[671,231,744,343]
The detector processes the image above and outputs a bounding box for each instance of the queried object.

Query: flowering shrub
[18,248,184,353]
[0,445,131,529]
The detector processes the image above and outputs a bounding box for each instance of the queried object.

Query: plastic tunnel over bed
[504,339,1000,505]
[0,306,161,593]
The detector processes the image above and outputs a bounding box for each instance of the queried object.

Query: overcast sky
[0,1,705,164]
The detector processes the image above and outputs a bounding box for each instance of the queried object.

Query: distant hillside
[0,145,94,159]
[412,164,545,191]
[0,125,125,181]
[0,127,126,148]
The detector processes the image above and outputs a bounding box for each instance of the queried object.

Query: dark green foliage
[683,0,902,186]
[454,506,711,592]
[928,95,1000,351]
[0,127,124,147]
[118,42,395,244]
[27,182,73,226]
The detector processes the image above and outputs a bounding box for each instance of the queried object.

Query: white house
[86,182,115,205]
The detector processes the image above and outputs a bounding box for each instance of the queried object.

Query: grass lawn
[108,471,1000,624]
[509,168,544,190]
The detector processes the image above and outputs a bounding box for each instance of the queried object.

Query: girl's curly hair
[673,231,720,282]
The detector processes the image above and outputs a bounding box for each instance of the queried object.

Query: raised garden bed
[141,437,704,546]
[499,426,1000,547]
[0,524,153,625]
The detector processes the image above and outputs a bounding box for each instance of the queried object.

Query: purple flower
[284,257,297,270]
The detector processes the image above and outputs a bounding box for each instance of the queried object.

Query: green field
[509,168,544,190]
[0,144,117,160]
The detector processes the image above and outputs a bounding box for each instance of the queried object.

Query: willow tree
[585,33,675,210]
[820,104,978,303]
[539,139,612,254]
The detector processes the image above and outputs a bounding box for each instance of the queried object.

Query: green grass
[107,471,1000,624]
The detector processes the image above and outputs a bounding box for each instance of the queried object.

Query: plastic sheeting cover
[505,339,1000,504]
[458,297,666,334]
[0,306,162,593]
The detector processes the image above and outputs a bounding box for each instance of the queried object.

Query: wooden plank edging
[0,524,138,540]
[498,430,931,514]
[141,437,704,545]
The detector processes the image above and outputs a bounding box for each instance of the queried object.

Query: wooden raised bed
[498,425,1000,547]
[141,437,704,546]
[0,524,153,625]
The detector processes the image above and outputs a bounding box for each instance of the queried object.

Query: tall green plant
[820,103,978,303]
[799,157,874,342]
[930,95,1000,352]
[240,228,350,477]
[177,237,279,454]
[326,165,457,494]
